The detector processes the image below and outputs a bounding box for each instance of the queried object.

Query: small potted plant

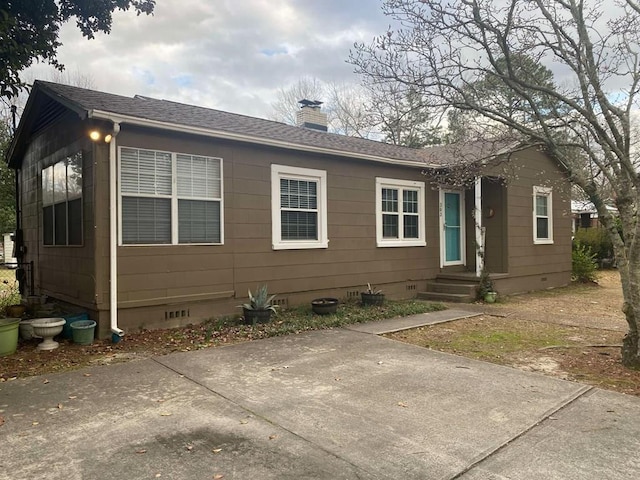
[240,285,278,325]
[477,269,497,303]
[483,291,498,303]
[5,303,26,318]
[361,283,385,306]
[311,298,339,315]
[2,279,25,317]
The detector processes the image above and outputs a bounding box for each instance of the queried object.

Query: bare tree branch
[351,0,640,367]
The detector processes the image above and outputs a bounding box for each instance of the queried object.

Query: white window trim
[117,147,224,246]
[533,186,553,244]
[376,177,426,248]
[271,164,328,250]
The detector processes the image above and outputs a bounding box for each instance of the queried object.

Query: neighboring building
[571,199,617,232]
[5,81,572,337]
[2,233,16,265]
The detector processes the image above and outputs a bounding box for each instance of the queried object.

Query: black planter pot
[361,292,385,306]
[243,308,273,325]
[311,298,339,315]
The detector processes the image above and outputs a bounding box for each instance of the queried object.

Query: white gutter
[109,122,123,338]
[87,110,441,169]
[474,177,484,277]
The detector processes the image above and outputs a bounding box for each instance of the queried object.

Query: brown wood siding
[499,149,571,292]
[482,179,508,273]
[18,113,98,307]
[106,126,440,322]
[18,113,571,333]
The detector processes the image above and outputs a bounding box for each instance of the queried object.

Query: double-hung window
[120,148,223,245]
[271,164,328,250]
[42,152,83,246]
[376,178,426,247]
[533,186,553,244]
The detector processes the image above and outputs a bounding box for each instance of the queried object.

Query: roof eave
[36,81,90,119]
[6,81,89,169]
[87,109,440,169]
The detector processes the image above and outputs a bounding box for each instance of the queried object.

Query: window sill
[534,239,554,245]
[272,241,329,250]
[377,240,426,248]
[42,244,85,248]
[120,243,224,247]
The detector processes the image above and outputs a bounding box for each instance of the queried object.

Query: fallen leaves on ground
[2,271,637,397]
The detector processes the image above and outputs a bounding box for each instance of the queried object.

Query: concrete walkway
[1,311,639,479]
[346,308,481,334]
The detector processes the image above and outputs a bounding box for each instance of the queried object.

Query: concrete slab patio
[1,326,639,479]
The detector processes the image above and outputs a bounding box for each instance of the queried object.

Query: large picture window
[376,178,426,247]
[42,152,83,246]
[533,186,553,244]
[120,148,223,245]
[271,164,328,250]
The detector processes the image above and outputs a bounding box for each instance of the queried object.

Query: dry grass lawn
[387,270,640,396]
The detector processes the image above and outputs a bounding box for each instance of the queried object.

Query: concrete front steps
[418,274,480,303]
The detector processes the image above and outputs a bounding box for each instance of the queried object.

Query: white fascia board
[87,109,439,169]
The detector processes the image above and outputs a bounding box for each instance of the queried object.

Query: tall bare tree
[367,83,443,146]
[48,68,96,91]
[325,82,376,138]
[269,76,326,125]
[271,77,440,143]
[446,54,560,142]
[351,0,640,367]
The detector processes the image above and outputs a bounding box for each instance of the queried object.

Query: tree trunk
[622,331,640,368]
[611,212,640,368]
[597,201,640,368]
[620,267,640,368]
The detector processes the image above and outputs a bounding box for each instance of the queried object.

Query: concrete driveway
[1,327,639,479]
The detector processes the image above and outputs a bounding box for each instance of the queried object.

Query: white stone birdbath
[31,318,66,351]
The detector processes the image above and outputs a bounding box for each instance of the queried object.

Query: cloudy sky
[24,0,391,119]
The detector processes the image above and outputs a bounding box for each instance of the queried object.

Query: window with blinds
[271,164,328,250]
[120,148,223,245]
[375,178,426,247]
[42,152,83,246]
[280,178,318,240]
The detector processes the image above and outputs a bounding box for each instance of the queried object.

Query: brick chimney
[296,99,328,131]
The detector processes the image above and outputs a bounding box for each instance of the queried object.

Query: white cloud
[24,0,389,118]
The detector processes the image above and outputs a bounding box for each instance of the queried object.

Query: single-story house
[6,81,572,337]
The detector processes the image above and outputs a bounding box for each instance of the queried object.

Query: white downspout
[109,123,123,338]
[474,177,484,277]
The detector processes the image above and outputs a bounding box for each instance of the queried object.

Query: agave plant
[364,283,383,295]
[241,285,278,312]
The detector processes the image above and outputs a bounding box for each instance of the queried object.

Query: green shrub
[0,278,21,314]
[572,242,598,283]
[476,269,495,300]
[573,227,613,262]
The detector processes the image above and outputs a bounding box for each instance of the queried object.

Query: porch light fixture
[89,130,113,143]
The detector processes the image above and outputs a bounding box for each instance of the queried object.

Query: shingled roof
[11,80,522,169]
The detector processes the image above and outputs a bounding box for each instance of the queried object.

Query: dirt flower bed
[387,270,640,396]
[3,272,638,396]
